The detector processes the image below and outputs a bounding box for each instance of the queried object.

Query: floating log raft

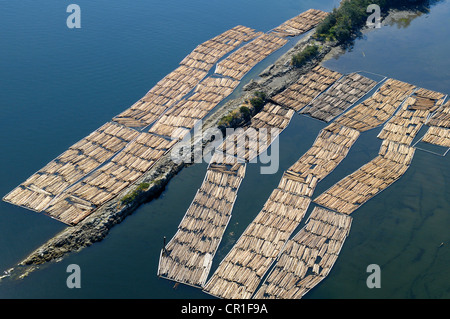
[426,100,450,128]
[202,189,312,299]
[421,126,450,148]
[271,66,342,112]
[113,65,208,128]
[31,132,176,226]
[157,163,246,288]
[180,25,263,72]
[149,76,241,140]
[270,9,329,38]
[314,140,415,215]
[203,122,360,299]
[113,24,259,129]
[215,33,289,80]
[3,122,140,214]
[300,72,378,122]
[377,88,446,145]
[334,78,416,132]
[215,103,294,162]
[254,207,352,299]
[287,122,360,181]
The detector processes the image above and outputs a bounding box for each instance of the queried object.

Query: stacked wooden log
[149,76,241,140]
[203,120,361,299]
[270,9,329,38]
[202,188,312,299]
[42,132,176,225]
[158,163,246,287]
[180,25,262,72]
[377,89,446,145]
[335,78,416,132]
[113,65,208,128]
[215,103,294,162]
[254,207,352,299]
[112,25,261,129]
[3,122,140,215]
[287,122,360,181]
[421,126,450,148]
[300,72,378,122]
[426,100,450,128]
[271,66,342,112]
[314,140,415,215]
[421,100,450,148]
[215,34,289,80]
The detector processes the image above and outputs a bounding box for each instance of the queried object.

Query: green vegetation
[314,0,433,44]
[249,91,267,113]
[218,91,267,129]
[120,182,150,206]
[292,44,320,68]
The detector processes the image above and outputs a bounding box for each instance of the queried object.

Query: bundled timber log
[253,207,352,299]
[158,163,246,287]
[314,141,415,215]
[421,126,450,148]
[272,66,342,112]
[377,88,446,145]
[215,103,294,162]
[271,9,329,37]
[427,100,450,128]
[180,25,262,72]
[335,78,417,132]
[215,34,289,80]
[3,122,140,215]
[300,72,378,122]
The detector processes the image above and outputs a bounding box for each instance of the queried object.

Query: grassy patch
[120,182,151,206]
[292,44,320,68]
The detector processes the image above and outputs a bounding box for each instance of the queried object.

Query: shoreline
[2,7,423,280]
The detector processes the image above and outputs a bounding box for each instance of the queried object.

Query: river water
[0,0,448,299]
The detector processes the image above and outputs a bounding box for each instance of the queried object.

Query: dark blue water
[0,0,449,299]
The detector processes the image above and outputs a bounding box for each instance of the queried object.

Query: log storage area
[253,207,352,299]
[39,132,177,225]
[422,100,450,148]
[3,122,140,215]
[158,163,246,288]
[215,33,289,81]
[335,78,417,132]
[149,76,240,140]
[271,66,342,112]
[113,66,208,128]
[113,26,261,128]
[216,103,295,162]
[202,185,312,299]
[421,126,450,148]
[300,72,378,122]
[287,122,360,181]
[3,8,331,227]
[180,25,263,73]
[270,9,329,38]
[377,88,446,145]
[202,123,358,299]
[314,140,415,215]
[427,100,450,128]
